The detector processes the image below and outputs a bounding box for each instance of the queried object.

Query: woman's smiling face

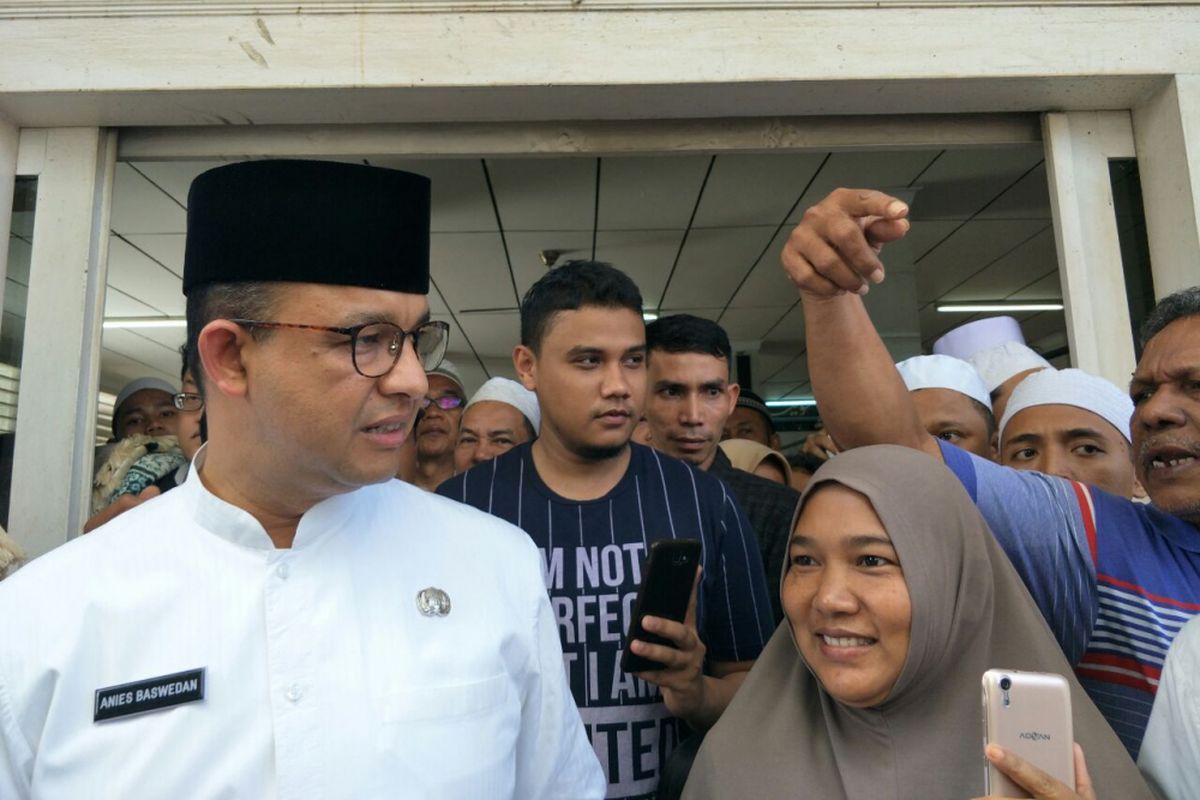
[783,483,912,708]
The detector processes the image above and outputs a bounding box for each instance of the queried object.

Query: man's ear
[513,345,537,392]
[769,432,782,451]
[727,382,741,417]
[197,320,255,400]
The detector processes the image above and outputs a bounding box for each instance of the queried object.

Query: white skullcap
[933,315,1025,361]
[999,368,1133,443]
[895,355,992,411]
[465,377,540,433]
[427,359,468,395]
[968,342,1052,393]
[114,377,176,414]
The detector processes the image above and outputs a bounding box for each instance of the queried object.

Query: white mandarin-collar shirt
[0,454,604,799]
[1139,615,1200,800]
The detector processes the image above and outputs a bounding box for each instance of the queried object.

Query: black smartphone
[620,539,702,673]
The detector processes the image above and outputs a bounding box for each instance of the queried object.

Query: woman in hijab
[718,438,793,486]
[682,445,1149,800]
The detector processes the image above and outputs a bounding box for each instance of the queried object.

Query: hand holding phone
[982,669,1074,797]
[620,539,702,674]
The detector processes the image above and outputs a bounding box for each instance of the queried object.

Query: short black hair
[185,281,280,394]
[1140,285,1200,347]
[179,344,190,383]
[519,260,644,352]
[645,314,732,364]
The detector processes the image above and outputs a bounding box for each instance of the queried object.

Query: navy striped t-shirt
[940,440,1200,758]
[438,442,774,800]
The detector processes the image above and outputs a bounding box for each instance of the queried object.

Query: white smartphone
[982,669,1074,797]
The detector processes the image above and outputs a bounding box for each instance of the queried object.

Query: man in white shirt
[1139,614,1200,800]
[0,159,603,799]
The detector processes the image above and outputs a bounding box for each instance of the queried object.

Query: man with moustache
[0,160,603,798]
[453,377,539,473]
[779,185,1200,758]
[643,313,799,623]
[439,261,773,800]
[413,360,468,490]
[109,377,181,442]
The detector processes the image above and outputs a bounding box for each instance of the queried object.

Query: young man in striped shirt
[778,187,1200,759]
[438,261,774,800]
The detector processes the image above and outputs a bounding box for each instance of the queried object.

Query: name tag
[94,668,206,723]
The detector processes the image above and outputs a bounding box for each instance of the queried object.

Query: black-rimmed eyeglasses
[230,319,450,378]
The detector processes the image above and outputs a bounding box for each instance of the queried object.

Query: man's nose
[1137,385,1187,430]
[377,342,430,403]
[601,362,632,398]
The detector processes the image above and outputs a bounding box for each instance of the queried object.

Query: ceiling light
[766,398,817,408]
[936,303,1063,313]
[103,317,187,329]
[642,313,659,322]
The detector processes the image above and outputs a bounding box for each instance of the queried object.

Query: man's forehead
[464,402,523,427]
[649,349,729,379]
[1134,316,1200,381]
[427,374,465,395]
[120,389,174,411]
[542,306,645,345]
[1010,403,1113,430]
[728,407,766,426]
[275,282,429,324]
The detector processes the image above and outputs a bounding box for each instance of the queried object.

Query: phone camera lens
[999,677,1012,691]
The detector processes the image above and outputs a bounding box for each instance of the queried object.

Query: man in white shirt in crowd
[0,159,603,799]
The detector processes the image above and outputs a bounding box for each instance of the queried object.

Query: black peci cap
[735,389,775,431]
[183,159,431,296]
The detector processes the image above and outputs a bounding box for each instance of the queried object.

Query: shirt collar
[709,446,733,473]
[182,445,362,552]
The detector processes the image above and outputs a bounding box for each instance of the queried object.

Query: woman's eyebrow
[789,534,893,549]
[845,535,894,549]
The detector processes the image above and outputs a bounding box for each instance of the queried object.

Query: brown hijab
[683,445,1149,799]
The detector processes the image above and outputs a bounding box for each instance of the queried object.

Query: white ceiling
[7,146,1066,399]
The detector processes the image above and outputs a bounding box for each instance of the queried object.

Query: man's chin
[1146,487,1200,524]
[576,442,629,461]
[668,449,708,468]
[416,439,452,459]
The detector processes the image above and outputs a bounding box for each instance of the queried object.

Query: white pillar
[9,127,116,557]
[0,116,17,326]
[1132,75,1200,300]
[1042,111,1138,387]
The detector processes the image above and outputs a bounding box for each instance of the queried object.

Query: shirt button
[285,683,303,703]
[276,562,290,580]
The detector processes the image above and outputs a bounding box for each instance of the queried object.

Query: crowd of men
[0,161,1197,800]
